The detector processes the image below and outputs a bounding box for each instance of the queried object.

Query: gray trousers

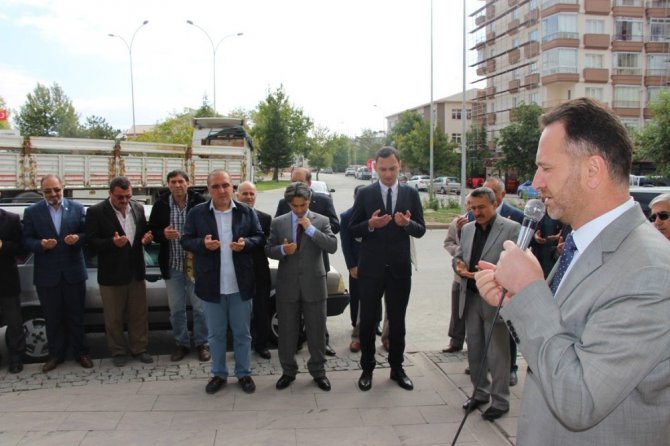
[464,289,510,410]
[277,296,327,379]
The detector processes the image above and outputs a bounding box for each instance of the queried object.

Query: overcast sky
[1,0,478,136]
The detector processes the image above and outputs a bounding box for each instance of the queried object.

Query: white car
[407,175,431,191]
[310,180,334,197]
[433,176,461,194]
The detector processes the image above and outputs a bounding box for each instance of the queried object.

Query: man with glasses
[649,193,670,241]
[22,175,92,372]
[85,176,154,367]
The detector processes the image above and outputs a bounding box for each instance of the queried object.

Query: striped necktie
[549,233,576,295]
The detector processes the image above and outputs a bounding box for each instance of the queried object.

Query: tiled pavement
[0,348,526,446]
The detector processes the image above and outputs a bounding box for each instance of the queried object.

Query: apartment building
[386,89,480,148]
[470,0,670,152]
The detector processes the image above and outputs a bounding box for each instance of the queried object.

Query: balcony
[525,73,540,88]
[509,79,521,92]
[612,0,644,17]
[476,66,487,76]
[583,33,611,49]
[486,86,497,98]
[476,89,487,100]
[611,68,643,85]
[486,31,496,43]
[475,15,486,26]
[611,34,644,52]
[645,40,670,53]
[542,32,580,51]
[486,59,497,73]
[542,70,580,85]
[583,68,609,83]
[508,19,520,34]
[486,5,496,20]
[584,0,612,14]
[645,68,670,86]
[541,0,580,18]
[508,48,521,64]
[508,0,518,5]
[524,41,540,58]
[524,8,539,24]
[612,100,643,118]
[647,1,670,18]
[487,113,497,125]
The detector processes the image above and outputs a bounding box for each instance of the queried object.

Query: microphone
[516,199,546,250]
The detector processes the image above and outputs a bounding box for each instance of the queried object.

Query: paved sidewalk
[0,348,524,446]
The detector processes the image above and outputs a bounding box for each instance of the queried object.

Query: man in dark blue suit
[484,176,524,387]
[22,175,92,372]
[349,147,426,391]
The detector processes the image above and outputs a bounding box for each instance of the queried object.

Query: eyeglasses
[42,188,62,194]
[649,211,669,222]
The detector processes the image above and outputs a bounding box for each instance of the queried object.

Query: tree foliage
[80,115,119,140]
[250,86,312,180]
[330,134,353,172]
[637,90,670,177]
[388,111,459,176]
[497,103,543,180]
[307,126,335,179]
[15,83,80,137]
[465,124,488,178]
[134,111,194,145]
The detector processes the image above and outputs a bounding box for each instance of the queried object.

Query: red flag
[0,109,7,121]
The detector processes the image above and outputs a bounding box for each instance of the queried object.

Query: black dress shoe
[276,374,295,390]
[170,345,190,362]
[238,376,256,394]
[464,367,470,375]
[205,376,227,394]
[509,370,518,387]
[482,406,509,421]
[255,348,271,360]
[9,358,23,374]
[324,344,336,356]
[442,345,462,353]
[358,371,372,391]
[314,376,331,392]
[390,368,414,390]
[462,397,489,412]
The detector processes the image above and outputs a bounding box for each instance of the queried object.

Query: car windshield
[311,181,329,194]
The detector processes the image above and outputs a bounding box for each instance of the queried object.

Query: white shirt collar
[571,197,636,254]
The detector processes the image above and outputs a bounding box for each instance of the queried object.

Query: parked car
[516,181,540,199]
[355,167,372,180]
[321,167,333,174]
[433,176,461,195]
[345,167,357,176]
[398,174,408,185]
[310,180,334,197]
[3,203,349,363]
[370,171,378,183]
[407,175,431,191]
[630,186,670,216]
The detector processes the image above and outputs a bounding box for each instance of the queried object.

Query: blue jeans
[202,293,252,379]
[165,268,208,347]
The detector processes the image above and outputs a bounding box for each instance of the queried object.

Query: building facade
[470,0,670,152]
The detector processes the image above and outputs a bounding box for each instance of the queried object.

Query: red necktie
[296,223,304,249]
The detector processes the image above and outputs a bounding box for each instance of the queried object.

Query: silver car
[4,203,350,363]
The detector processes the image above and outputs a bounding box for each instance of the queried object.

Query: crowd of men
[0,99,669,444]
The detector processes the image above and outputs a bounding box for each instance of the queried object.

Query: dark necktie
[296,223,304,249]
[386,187,393,215]
[549,233,577,295]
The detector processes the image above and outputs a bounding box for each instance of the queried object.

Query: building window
[585,54,604,69]
[451,133,462,144]
[585,19,605,34]
[613,86,641,108]
[466,109,472,120]
[620,117,641,133]
[542,48,578,75]
[529,30,538,42]
[541,0,578,7]
[615,18,643,41]
[529,92,539,105]
[529,0,538,10]
[452,109,462,120]
[612,53,641,75]
[529,61,539,74]
[650,19,670,43]
[585,87,604,102]
[648,87,663,103]
[511,37,520,50]
[647,54,670,76]
[542,13,578,43]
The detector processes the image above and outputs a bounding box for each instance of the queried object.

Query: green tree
[193,96,217,118]
[465,124,488,178]
[15,83,80,137]
[80,115,119,140]
[134,111,194,145]
[0,96,10,130]
[637,90,670,177]
[307,126,334,179]
[330,134,353,172]
[497,103,543,180]
[250,86,312,180]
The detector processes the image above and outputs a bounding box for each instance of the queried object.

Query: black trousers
[37,280,88,360]
[0,294,26,357]
[252,284,271,351]
[358,268,411,372]
[448,281,466,348]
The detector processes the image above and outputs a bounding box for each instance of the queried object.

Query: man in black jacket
[85,176,154,367]
[237,181,273,359]
[150,170,210,362]
[0,208,26,373]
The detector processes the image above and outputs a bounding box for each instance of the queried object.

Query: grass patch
[422,195,464,224]
[255,180,291,192]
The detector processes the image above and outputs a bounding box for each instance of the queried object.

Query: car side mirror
[330,188,335,193]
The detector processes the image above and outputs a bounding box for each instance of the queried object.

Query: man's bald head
[236,181,257,207]
[291,167,311,186]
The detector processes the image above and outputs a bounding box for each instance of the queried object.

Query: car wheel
[439,187,446,194]
[18,306,50,363]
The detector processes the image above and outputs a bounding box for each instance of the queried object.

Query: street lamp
[186,20,243,112]
[108,20,149,136]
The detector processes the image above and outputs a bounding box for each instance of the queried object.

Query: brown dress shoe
[349,341,361,353]
[171,345,190,362]
[78,355,94,369]
[42,358,59,373]
[197,345,211,362]
[442,345,462,353]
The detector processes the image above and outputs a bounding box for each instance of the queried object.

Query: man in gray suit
[266,182,337,392]
[453,187,519,421]
[475,98,670,445]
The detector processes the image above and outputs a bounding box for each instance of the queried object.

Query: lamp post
[186,20,243,112]
[108,20,149,136]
